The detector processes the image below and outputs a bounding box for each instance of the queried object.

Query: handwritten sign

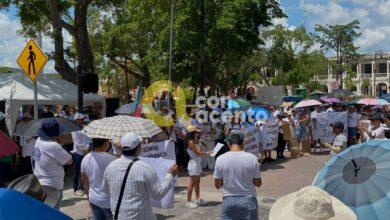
[263,120,279,150]
[141,140,176,160]
[243,126,260,155]
[317,112,348,144]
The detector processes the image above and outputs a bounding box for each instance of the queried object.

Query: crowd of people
[1,96,390,220]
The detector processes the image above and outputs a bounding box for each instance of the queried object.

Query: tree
[312,20,361,89]
[0,0,123,84]
[172,0,284,94]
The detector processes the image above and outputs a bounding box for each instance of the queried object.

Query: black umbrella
[14,117,82,137]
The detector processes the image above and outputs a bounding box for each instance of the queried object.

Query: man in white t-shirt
[214,132,262,220]
[81,138,115,220]
[347,105,360,145]
[71,113,91,196]
[34,118,72,209]
[319,122,347,157]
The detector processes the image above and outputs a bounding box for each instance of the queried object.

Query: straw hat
[269,186,356,220]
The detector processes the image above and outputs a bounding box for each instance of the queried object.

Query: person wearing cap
[347,105,360,145]
[319,122,347,157]
[185,125,212,209]
[359,113,386,140]
[81,138,115,220]
[213,131,262,220]
[103,132,178,220]
[269,186,356,220]
[34,118,73,209]
[71,113,91,196]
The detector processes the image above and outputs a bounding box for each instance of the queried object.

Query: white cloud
[301,0,390,54]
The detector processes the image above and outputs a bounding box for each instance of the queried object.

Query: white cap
[74,112,86,121]
[121,132,142,150]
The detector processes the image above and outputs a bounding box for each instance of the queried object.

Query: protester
[276,113,287,159]
[383,113,390,139]
[58,105,73,120]
[34,118,73,209]
[41,105,55,118]
[173,113,189,171]
[359,113,386,140]
[18,113,35,174]
[199,121,216,170]
[214,131,262,220]
[71,113,91,196]
[103,132,178,219]
[319,122,347,157]
[185,125,211,209]
[81,138,115,220]
[311,106,321,152]
[347,105,360,146]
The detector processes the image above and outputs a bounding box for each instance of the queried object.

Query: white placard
[243,126,261,155]
[317,111,348,144]
[263,120,279,150]
[141,140,176,160]
[140,157,175,209]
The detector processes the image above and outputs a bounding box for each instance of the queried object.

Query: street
[61,152,330,220]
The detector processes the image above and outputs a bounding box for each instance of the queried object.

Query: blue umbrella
[313,140,390,220]
[245,107,271,122]
[0,189,71,220]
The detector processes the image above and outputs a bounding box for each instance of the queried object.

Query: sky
[0,0,389,73]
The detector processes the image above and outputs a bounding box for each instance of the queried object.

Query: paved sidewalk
[61,152,329,219]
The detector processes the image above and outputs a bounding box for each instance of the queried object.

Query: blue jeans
[90,203,113,220]
[221,196,258,220]
[72,153,84,192]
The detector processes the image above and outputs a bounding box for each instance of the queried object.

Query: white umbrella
[82,115,161,139]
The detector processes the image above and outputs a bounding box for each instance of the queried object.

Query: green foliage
[265,25,328,88]
[0,67,13,74]
[312,20,361,85]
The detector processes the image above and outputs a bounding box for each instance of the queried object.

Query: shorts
[348,127,358,138]
[187,159,202,176]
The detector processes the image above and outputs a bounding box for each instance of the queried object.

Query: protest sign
[139,157,176,209]
[141,140,176,160]
[243,126,260,155]
[317,111,348,143]
[263,121,279,150]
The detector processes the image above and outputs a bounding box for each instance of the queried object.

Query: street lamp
[374,50,383,97]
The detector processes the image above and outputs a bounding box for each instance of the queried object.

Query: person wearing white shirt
[347,105,360,145]
[71,113,91,196]
[34,118,72,209]
[319,122,347,157]
[214,132,262,220]
[311,106,322,152]
[359,114,386,140]
[103,132,178,220]
[81,138,115,220]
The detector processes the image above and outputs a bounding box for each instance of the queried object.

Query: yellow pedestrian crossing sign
[17,40,48,81]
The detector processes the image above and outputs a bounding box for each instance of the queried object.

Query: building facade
[316,53,390,97]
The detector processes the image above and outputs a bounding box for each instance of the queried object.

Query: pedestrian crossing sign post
[17,39,48,81]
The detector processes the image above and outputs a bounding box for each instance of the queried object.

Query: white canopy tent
[0,73,106,134]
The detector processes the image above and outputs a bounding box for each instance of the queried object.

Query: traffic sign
[17,40,48,81]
